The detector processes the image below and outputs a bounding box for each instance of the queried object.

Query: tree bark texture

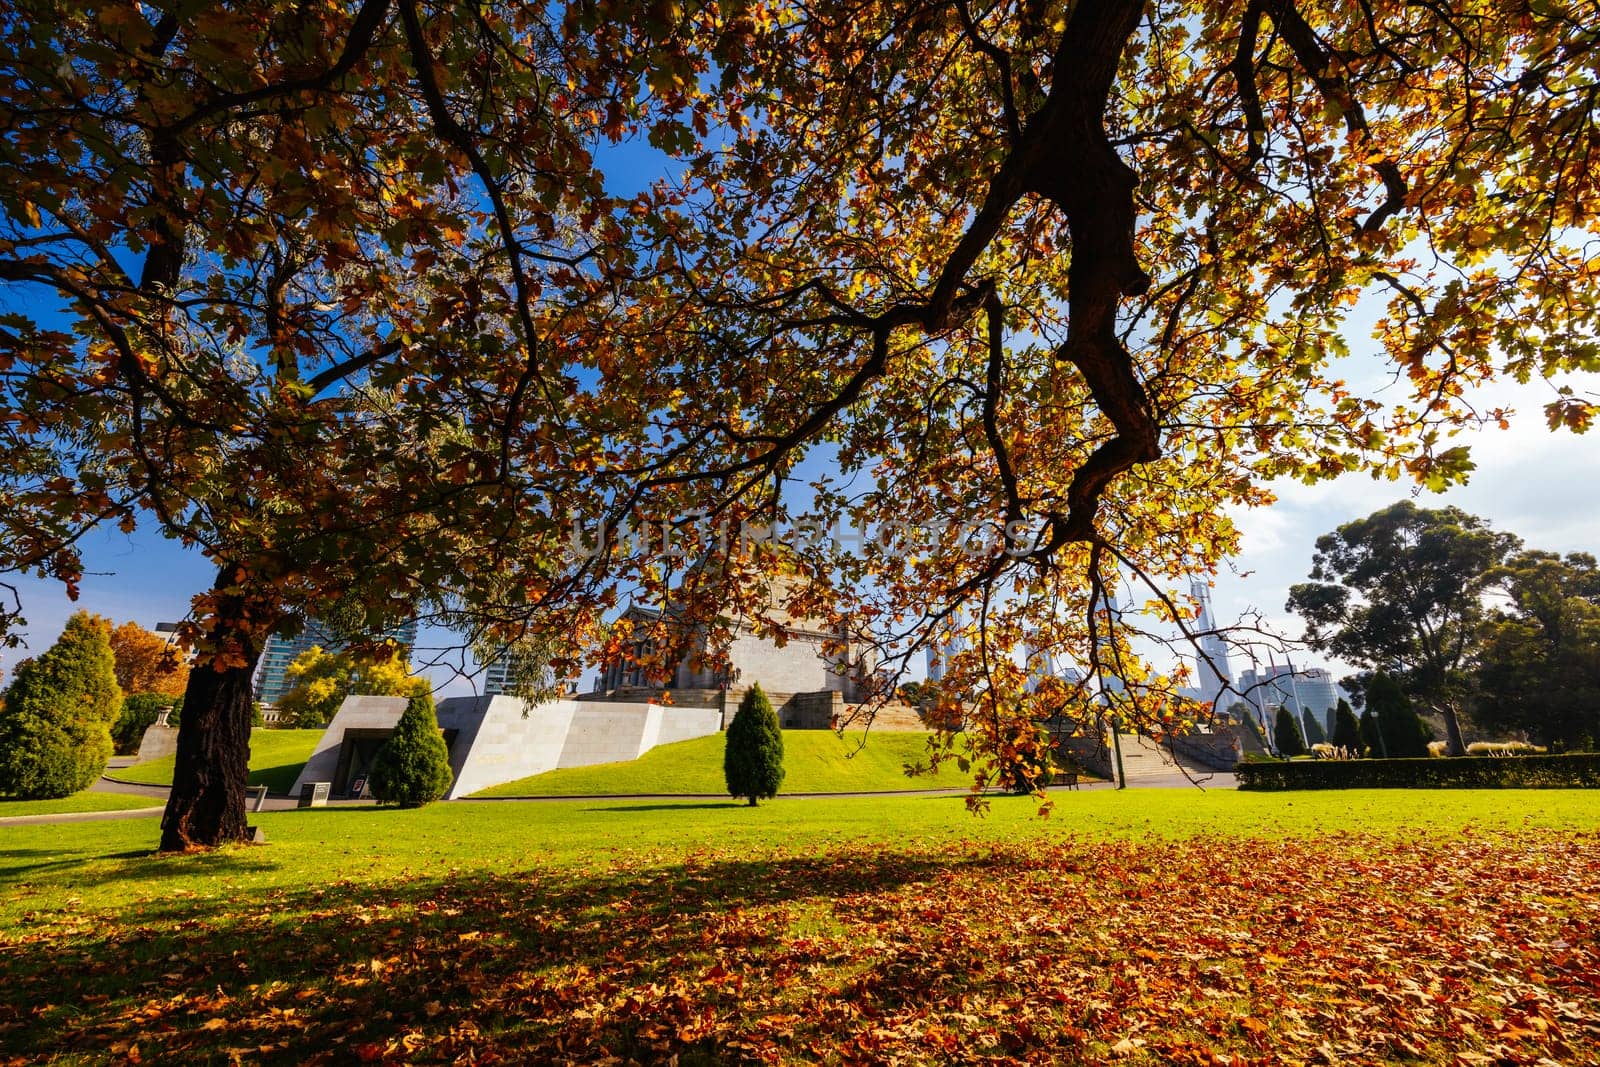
[159,564,265,852]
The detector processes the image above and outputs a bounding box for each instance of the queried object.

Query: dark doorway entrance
[332,727,460,798]
[333,729,390,797]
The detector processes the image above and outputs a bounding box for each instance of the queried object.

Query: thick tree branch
[1265,0,1409,231]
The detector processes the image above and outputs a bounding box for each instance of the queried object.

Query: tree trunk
[1441,703,1468,757]
[159,565,267,852]
[747,795,757,807]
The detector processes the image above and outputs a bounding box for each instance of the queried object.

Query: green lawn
[2,790,1596,1065]
[0,791,162,819]
[111,729,322,794]
[475,729,976,796]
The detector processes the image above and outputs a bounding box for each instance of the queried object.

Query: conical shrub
[1274,705,1306,758]
[724,683,785,806]
[369,692,452,807]
[1330,699,1362,753]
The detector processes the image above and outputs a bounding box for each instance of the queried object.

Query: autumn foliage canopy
[1,0,1598,837]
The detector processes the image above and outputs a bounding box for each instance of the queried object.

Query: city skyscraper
[483,655,512,696]
[925,605,968,684]
[1022,635,1055,693]
[253,616,419,705]
[1189,580,1234,708]
[1237,660,1340,726]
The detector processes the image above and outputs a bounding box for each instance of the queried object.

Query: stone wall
[725,629,842,695]
[781,689,841,729]
[577,686,725,710]
[135,723,179,763]
[1047,729,1115,780]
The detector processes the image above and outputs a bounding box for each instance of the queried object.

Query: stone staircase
[1113,731,1235,786]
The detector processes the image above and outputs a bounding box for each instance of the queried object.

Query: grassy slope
[0,791,161,818]
[475,729,971,796]
[3,791,1597,1065]
[112,729,322,793]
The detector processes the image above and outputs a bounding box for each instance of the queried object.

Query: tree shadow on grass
[0,846,1014,1064]
[247,761,308,795]
[0,848,95,883]
[0,842,281,895]
[3,835,1593,1066]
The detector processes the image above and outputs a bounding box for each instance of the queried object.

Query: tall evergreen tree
[1331,699,1363,753]
[725,684,785,806]
[1274,706,1306,758]
[1301,708,1327,746]
[368,693,452,808]
[1359,706,1386,758]
[0,612,123,798]
[1367,673,1432,758]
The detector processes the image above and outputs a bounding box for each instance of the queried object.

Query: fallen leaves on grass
[1,833,1596,1064]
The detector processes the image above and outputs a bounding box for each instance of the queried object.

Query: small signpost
[298,781,330,808]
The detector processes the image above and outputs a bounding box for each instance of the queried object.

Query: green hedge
[1235,754,1600,790]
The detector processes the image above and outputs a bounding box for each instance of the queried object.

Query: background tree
[897,681,933,708]
[1358,707,1385,759]
[1300,709,1327,747]
[273,646,431,729]
[1474,552,1600,749]
[1288,504,1519,755]
[1273,706,1305,759]
[108,622,189,697]
[0,612,122,797]
[1366,673,1432,759]
[725,684,785,807]
[1330,700,1363,754]
[368,692,452,807]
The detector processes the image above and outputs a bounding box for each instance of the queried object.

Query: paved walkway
[0,805,167,826]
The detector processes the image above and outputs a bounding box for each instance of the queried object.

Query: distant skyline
[2,377,1592,698]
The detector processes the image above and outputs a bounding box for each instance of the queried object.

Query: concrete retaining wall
[438,695,576,797]
[1167,727,1244,771]
[653,704,725,746]
[291,695,411,797]
[842,702,925,731]
[135,724,179,763]
[291,694,725,800]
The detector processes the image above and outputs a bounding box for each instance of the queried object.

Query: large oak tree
[1475,550,1600,748]
[3,0,1598,825]
[570,0,1600,784]
[0,0,667,846]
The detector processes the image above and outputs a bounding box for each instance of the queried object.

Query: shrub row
[1235,753,1600,790]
